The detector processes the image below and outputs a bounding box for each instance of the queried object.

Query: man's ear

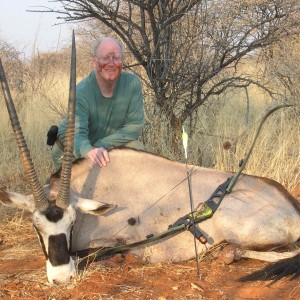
[74,196,117,216]
[0,190,35,212]
[92,55,98,68]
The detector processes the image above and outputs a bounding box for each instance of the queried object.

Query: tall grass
[0,70,69,191]
[0,60,299,194]
[211,91,299,190]
[143,86,299,191]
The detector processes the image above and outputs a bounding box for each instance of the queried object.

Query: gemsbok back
[0,34,299,284]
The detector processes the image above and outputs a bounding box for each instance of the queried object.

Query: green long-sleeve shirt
[57,70,144,158]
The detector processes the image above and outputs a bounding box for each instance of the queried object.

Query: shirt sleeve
[73,95,94,158]
[57,94,94,158]
[94,76,144,149]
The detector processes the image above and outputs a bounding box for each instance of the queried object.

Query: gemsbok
[0,33,299,284]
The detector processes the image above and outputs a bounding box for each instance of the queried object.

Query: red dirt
[0,186,299,300]
[0,251,299,300]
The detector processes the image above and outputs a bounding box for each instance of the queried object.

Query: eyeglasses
[96,55,123,64]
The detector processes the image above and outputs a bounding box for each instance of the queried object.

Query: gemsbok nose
[47,257,76,284]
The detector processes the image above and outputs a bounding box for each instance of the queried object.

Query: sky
[0,0,73,58]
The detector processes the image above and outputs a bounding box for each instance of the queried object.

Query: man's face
[93,40,123,82]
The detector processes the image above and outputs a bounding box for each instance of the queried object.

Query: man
[51,37,144,171]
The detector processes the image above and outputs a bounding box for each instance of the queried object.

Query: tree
[262,35,300,106]
[39,0,300,148]
[0,39,24,93]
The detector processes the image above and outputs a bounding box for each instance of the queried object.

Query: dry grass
[0,72,69,190]
[0,53,299,193]
[144,87,299,191]
[211,93,300,190]
[0,206,39,259]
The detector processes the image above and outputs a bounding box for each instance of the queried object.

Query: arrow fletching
[182,126,188,159]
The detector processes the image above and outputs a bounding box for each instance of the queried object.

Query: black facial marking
[69,225,74,253]
[43,205,64,223]
[34,225,48,259]
[48,234,70,266]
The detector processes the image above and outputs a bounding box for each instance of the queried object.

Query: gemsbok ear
[73,196,117,216]
[0,190,35,212]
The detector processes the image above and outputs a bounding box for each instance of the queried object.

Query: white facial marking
[46,258,76,284]
[33,205,77,283]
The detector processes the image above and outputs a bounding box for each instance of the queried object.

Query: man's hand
[87,147,110,167]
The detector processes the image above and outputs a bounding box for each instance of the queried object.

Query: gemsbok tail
[239,253,300,283]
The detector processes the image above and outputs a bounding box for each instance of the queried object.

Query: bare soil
[0,187,299,300]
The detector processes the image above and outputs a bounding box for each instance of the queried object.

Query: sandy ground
[0,249,299,300]
[0,186,299,300]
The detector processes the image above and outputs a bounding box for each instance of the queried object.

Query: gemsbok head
[1,32,83,284]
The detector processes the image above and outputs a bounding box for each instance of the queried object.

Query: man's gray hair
[92,37,124,57]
